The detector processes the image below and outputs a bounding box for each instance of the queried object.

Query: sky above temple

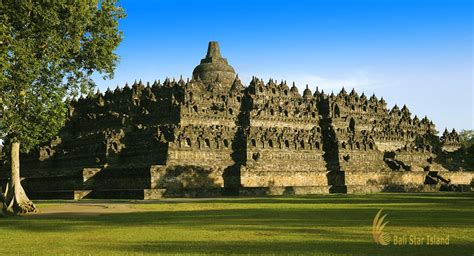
[92,0,473,131]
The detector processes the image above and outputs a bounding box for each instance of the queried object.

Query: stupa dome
[192,41,236,88]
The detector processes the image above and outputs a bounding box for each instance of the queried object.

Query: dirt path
[26,203,148,218]
[23,198,242,218]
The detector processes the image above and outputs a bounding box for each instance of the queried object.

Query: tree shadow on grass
[98,239,473,256]
[131,193,474,211]
[0,196,473,255]
[30,193,474,207]
[1,204,473,232]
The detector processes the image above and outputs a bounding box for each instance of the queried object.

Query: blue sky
[93,0,473,131]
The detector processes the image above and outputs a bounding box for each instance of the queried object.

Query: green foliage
[459,130,474,151]
[0,0,125,152]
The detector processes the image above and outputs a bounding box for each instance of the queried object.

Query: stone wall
[7,42,471,199]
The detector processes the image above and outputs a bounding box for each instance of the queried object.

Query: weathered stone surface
[192,41,236,89]
[2,41,471,199]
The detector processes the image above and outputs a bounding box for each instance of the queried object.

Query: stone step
[82,189,166,200]
[163,188,224,197]
[28,190,76,200]
[144,189,166,200]
[240,186,331,196]
[83,177,151,190]
[329,185,348,193]
[23,176,83,191]
[81,166,153,190]
[74,190,92,200]
[346,184,440,193]
[28,189,166,200]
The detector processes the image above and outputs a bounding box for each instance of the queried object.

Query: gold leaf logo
[372,209,391,245]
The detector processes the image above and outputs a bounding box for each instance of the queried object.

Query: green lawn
[0,193,473,255]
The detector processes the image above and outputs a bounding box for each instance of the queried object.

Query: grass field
[0,193,473,255]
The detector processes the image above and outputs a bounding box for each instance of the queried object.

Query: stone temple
[11,42,473,199]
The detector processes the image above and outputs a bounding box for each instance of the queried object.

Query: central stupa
[14,41,471,201]
[192,41,236,88]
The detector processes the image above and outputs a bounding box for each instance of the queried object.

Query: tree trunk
[2,142,36,214]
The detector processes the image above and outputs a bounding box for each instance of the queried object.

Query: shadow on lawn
[107,192,473,207]
[98,239,474,256]
[31,192,474,206]
[1,202,473,231]
[0,194,473,255]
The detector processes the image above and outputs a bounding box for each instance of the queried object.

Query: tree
[459,130,474,155]
[0,0,125,214]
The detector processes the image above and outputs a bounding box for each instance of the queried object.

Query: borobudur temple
[7,42,473,199]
